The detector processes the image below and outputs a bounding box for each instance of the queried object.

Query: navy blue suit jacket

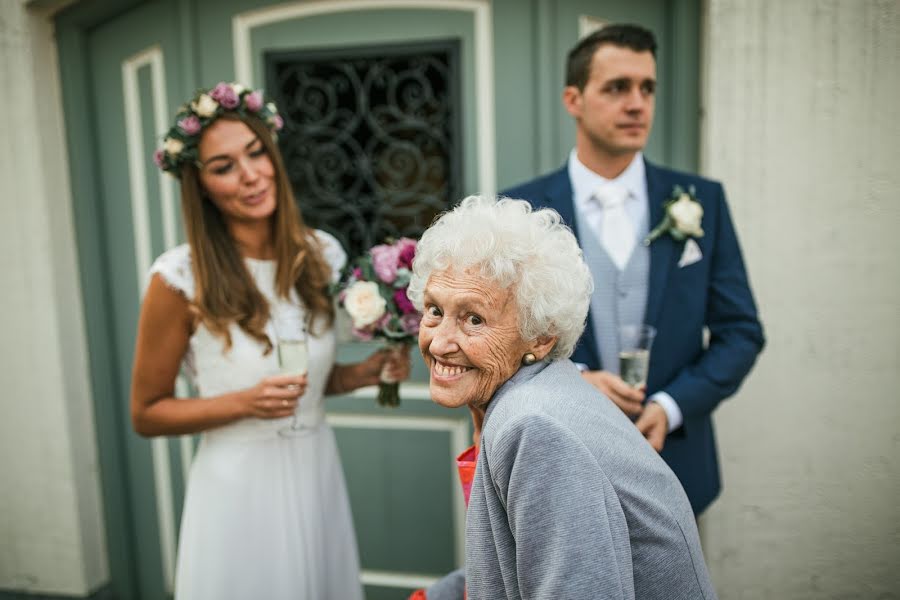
[503,159,765,514]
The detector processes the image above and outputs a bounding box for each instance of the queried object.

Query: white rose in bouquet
[667,193,704,237]
[343,281,387,328]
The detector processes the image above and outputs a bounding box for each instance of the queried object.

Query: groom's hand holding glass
[581,370,646,416]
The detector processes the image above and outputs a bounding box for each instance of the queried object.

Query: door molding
[232,0,496,194]
[328,410,471,586]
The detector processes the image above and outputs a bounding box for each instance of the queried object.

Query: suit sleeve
[663,184,765,420]
[489,413,634,599]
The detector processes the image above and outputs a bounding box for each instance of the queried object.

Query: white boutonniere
[644,185,705,245]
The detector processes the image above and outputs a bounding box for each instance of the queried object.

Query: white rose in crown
[645,185,705,244]
[191,93,218,118]
[163,137,184,156]
[343,281,387,328]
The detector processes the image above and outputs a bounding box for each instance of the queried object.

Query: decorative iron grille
[266,40,462,258]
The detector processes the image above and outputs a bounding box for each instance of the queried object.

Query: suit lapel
[543,167,577,230]
[644,159,678,329]
[543,168,601,369]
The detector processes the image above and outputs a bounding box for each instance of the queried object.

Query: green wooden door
[56,1,697,598]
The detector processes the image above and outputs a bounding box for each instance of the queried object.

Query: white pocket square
[678,238,703,268]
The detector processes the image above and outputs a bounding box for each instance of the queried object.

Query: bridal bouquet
[335,237,420,407]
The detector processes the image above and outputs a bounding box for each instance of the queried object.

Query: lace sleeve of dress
[313,229,348,284]
[148,244,195,300]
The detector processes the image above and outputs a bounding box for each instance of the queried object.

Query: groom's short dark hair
[565,24,657,90]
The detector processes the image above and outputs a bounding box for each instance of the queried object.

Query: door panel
[87,1,186,598]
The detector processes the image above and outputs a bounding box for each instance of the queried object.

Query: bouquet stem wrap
[377,342,407,407]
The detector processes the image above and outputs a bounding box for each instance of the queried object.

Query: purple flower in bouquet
[334,237,422,407]
[393,288,416,315]
[397,237,416,269]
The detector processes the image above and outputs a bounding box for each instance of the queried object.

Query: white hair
[407,195,593,360]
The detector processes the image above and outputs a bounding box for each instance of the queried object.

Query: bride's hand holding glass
[239,373,307,419]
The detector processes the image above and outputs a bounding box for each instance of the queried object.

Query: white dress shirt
[567,150,683,432]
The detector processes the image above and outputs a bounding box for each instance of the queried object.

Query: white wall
[0,0,109,595]
[700,1,900,598]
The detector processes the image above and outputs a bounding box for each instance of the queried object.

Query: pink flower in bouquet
[371,243,401,284]
[351,326,374,341]
[400,313,420,335]
[393,288,416,315]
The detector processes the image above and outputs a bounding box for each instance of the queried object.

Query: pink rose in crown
[370,243,401,284]
[245,90,263,112]
[393,288,416,315]
[210,82,240,110]
[272,115,284,131]
[177,115,201,136]
[153,149,165,168]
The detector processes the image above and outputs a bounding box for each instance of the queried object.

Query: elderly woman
[407,196,718,600]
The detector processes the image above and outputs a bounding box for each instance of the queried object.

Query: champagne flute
[618,324,657,389]
[274,309,311,437]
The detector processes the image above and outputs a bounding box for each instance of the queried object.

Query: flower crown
[153,82,284,176]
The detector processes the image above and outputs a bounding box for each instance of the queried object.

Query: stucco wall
[700,1,900,597]
[0,1,108,595]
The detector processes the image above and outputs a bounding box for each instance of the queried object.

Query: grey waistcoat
[575,209,650,372]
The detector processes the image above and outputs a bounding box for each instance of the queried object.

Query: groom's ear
[562,86,582,118]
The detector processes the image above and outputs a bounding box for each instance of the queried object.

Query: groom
[504,24,764,515]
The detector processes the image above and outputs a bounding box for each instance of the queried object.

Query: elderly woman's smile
[419,268,532,409]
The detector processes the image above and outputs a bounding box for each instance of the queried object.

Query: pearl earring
[522,353,537,366]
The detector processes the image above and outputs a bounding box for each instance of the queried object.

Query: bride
[130,82,409,599]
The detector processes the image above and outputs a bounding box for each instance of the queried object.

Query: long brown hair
[179,113,335,352]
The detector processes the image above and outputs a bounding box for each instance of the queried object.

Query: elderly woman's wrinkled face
[419,268,533,409]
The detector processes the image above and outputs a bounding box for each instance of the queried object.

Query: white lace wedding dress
[149,231,363,600]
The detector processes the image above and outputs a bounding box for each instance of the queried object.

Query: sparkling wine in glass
[274,310,311,437]
[619,349,650,388]
[278,339,308,378]
[618,324,656,389]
